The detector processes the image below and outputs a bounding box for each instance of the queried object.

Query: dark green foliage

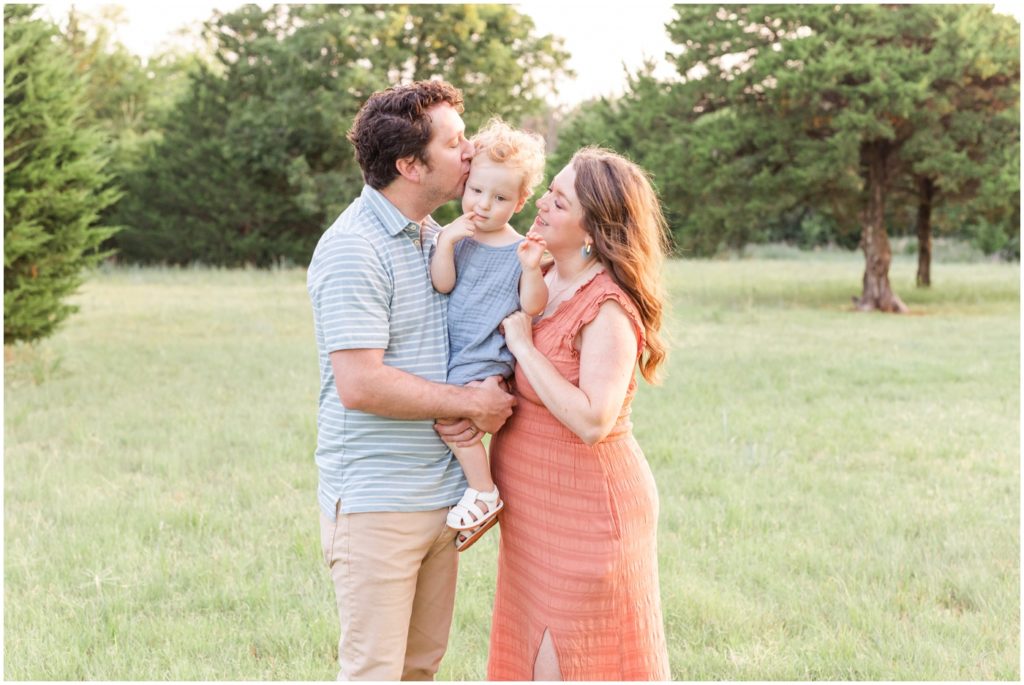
[664,4,949,275]
[4,7,120,343]
[111,3,570,266]
[549,4,1019,272]
[894,6,1020,281]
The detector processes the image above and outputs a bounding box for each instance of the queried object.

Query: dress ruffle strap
[564,273,646,362]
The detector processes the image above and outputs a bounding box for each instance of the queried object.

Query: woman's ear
[395,156,423,183]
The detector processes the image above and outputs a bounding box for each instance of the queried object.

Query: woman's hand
[501,311,535,359]
[516,230,547,272]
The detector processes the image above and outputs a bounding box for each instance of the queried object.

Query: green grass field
[4,254,1019,679]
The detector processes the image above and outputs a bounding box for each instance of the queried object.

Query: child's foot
[446,486,503,530]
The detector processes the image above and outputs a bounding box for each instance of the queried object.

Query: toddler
[430,118,548,551]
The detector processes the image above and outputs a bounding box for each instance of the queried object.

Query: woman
[487,147,671,680]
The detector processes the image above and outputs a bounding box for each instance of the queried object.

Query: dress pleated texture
[487,271,670,681]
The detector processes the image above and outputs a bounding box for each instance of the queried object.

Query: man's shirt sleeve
[313,233,391,352]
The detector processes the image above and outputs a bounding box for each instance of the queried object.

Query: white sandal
[455,514,500,552]
[446,487,503,531]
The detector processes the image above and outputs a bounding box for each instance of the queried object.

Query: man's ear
[395,156,423,183]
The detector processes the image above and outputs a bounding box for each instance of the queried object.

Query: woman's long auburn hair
[571,147,669,383]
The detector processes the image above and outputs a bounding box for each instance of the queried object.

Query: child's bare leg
[446,438,502,532]
[451,441,494,495]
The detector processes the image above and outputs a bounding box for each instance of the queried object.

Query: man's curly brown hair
[347,81,465,190]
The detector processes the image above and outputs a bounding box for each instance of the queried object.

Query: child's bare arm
[519,269,548,316]
[430,239,458,294]
[517,232,549,316]
[430,214,477,294]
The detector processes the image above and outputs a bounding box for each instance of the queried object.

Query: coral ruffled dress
[487,271,670,681]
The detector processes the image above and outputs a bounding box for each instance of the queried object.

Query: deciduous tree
[112,3,570,266]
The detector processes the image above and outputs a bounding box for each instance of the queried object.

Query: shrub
[4,6,120,343]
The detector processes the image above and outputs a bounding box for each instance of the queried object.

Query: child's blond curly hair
[470,117,546,202]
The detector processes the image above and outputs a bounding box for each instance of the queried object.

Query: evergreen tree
[4,6,120,343]
[666,4,1019,310]
[898,6,1019,285]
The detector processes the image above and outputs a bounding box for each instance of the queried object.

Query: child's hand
[440,213,479,246]
[517,230,547,271]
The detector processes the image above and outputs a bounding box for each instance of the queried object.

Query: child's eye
[496,195,507,202]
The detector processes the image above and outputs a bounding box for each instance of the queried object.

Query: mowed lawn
[4,255,1019,680]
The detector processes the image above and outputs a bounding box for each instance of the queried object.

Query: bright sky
[36,1,681,107]
[35,2,1020,108]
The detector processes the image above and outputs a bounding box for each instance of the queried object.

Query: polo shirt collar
[360,185,440,237]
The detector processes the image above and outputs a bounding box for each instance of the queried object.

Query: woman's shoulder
[568,270,645,353]
[586,271,640,314]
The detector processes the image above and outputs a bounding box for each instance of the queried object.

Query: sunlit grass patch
[4,258,1019,679]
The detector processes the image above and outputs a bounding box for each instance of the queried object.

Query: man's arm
[331,349,515,434]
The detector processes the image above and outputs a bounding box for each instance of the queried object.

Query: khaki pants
[320,504,458,681]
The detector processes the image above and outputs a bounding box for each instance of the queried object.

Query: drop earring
[581,240,593,259]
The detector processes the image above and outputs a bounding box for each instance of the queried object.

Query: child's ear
[395,156,423,183]
[514,196,528,212]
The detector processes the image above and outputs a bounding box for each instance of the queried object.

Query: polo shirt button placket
[405,224,421,251]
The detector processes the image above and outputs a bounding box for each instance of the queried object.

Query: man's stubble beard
[423,172,465,211]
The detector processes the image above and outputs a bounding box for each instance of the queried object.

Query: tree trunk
[916,176,934,287]
[853,141,909,313]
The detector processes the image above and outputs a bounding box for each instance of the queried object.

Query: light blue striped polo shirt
[307,185,466,517]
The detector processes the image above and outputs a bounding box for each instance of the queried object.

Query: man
[307,80,516,680]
